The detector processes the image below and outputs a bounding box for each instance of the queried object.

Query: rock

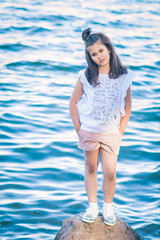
[55,213,143,240]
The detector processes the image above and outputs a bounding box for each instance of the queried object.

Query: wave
[5,61,84,73]
[0,43,34,51]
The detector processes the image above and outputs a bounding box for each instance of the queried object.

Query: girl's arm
[69,78,83,133]
[119,86,132,135]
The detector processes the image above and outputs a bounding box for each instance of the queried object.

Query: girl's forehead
[87,41,106,52]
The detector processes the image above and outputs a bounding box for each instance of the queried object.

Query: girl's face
[87,40,110,70]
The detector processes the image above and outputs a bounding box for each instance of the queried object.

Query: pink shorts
[78,129,122,155]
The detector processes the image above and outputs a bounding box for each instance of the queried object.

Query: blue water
[0,0,160,239]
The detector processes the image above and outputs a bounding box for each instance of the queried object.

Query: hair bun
[82,28,92,41]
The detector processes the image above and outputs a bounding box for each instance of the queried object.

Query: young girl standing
[69,28,132,226]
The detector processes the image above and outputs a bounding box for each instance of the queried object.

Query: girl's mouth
[100,59,105,63]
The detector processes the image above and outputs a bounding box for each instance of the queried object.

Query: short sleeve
[120,70,133,117]
[77,69,93,94]
[77,69,86,84]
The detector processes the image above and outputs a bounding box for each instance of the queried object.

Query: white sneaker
[82,206,99,223]
[102,204,116,226]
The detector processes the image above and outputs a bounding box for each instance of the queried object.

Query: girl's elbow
[128,109,132,117]
[69,97,77,110]
[125,104,131,117]
[69,99,73,110]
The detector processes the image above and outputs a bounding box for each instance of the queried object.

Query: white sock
[103,202,113,207]
[89,202,98,208]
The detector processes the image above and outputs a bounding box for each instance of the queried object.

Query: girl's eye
[92,53,96,57]
[99,49,103,53]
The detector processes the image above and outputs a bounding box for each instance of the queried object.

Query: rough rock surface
[55,213,143,240]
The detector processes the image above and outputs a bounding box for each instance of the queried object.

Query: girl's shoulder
[119,69,133,83]
[78,68,85,78]
[120,68,133,79]
[126,69,134,79]
[77,68,88,84]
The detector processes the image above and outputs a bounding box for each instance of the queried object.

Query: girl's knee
[104,171,116,181]
[86,163,97,174]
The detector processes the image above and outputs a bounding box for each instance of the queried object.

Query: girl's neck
[98,66,110,75]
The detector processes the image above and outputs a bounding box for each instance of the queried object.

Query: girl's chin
[98,63,108,68]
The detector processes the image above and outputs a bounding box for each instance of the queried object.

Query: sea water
[0,0,160,239]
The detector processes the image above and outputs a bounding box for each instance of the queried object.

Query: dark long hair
[82,28,128,86]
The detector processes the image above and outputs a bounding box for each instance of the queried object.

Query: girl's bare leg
[84,149,99,203]
[100,148,118,203]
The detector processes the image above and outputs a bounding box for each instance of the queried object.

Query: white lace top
[77,69,133,134]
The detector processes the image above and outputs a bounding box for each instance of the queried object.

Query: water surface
[0,0,160,239]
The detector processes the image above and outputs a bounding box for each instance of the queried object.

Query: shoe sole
[103,219,116,226]
[82,216,98,223]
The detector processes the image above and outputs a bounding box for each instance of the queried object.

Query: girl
[69,28,132,226]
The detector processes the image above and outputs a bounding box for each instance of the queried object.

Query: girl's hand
[76,127,81,134]
[119,130,124,137]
